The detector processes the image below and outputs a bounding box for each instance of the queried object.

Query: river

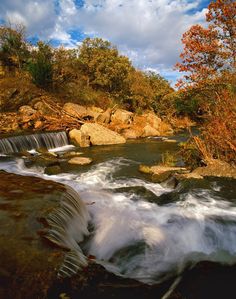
[0,131,236,287]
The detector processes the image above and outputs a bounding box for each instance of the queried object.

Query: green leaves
[27,42,53,88]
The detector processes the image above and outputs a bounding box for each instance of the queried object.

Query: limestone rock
[96,108,112,124]
[86,106,104,120]
[18,105,37,123]
[192,159,236,179]
[111,109,133,124]
[133,112,173,137]
[139,165,188,183]
[34,100,55,115]
[121,128,141,139]
[143,112,162,130]
[68,157,92,165]
[141,125,160,137]
[80,123,126,145]
[69,129,90,147]
[63,103,88,119]
[19,105,37,116]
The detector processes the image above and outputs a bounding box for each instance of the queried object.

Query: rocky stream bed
[0,131,236,299]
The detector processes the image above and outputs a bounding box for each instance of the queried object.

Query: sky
[0,0,211,84]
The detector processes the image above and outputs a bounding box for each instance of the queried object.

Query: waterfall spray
[45,186,90,277]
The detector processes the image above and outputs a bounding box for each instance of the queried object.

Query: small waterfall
[0,131,69,154]
[45,186,90,278]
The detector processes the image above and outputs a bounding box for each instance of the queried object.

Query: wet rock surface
[139,164,188,183]
[0,171,65,299]
[68,157,92,165]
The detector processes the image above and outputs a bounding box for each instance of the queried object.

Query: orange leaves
[176,0,235,89]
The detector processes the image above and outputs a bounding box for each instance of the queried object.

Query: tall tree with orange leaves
[176,0,236,164]
[176,0,236,88]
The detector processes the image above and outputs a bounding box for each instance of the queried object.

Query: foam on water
[1,156,236,284]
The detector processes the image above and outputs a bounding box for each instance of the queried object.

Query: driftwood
[41,99,86,125]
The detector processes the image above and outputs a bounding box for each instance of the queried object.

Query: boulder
[69,129,90,148]
[80,123,126,145]
[121,128,142,139]
[86,106,104,120]
[191,159,236,179]
[111,109,133,124]
[34,100,55,116]
[139,165,188,183]
[141,125,160,137]
[44,165,62,175]
[96,108,112,124]
[19,105,37,116]
[63,103,88,119]
[133,113,173,137]
[18,105,37,123]
[68,157,92,165]
[142,112,162,131]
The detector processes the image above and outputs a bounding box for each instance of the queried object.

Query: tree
[176,0,236,88]
[122,70,154,111]
[146,72,174,114]
[53,47,80,86]
[176,0,236,163]
[176,25,221,87]
[207,0,236,68]
[0,24,29,70]
[28,41,53,88]
[78,38,133,93]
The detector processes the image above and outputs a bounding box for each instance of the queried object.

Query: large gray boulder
[80,123,126,145]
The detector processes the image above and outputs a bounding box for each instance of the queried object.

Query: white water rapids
[1,150,236,285]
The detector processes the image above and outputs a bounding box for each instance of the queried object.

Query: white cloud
[0,0,57,38]
[0,0,208,81]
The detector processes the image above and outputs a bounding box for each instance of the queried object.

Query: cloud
[0,0,57,38]
[0,0,209,82]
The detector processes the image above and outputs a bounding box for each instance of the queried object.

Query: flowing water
[0,131,236,286]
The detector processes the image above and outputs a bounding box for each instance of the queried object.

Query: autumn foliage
[176,0,235,88]
[0,30,174,114]
[176,0,236,164]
